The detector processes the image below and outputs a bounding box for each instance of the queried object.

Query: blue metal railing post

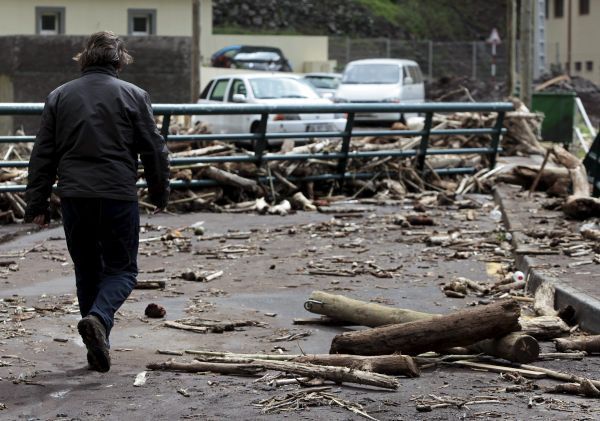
[161,114,171,142]
[416,112,433,172]
[253,113,269,167]
[489,111,506,169]
[336,112,355,182]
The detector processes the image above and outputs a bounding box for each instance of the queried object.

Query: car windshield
[235,51,281,62]
[342,64,400,84]
[249,78,319,99]
[304,76,340,89]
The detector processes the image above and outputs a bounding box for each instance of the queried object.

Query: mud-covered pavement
[1,195,599,420]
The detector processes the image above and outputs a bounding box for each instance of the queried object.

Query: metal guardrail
[583,132,600,197]
[0,102,513,192]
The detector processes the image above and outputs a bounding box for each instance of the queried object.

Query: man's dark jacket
[25,65,170,221]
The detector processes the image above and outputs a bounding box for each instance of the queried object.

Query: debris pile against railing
[0,98,597,222]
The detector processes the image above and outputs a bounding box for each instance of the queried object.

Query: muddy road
[0,195,598,420]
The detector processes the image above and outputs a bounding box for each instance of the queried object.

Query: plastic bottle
[512,271,525,282]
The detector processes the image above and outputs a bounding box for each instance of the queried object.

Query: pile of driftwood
[497,144,600,219]
[148,290,600,413]
[145,100,547,213]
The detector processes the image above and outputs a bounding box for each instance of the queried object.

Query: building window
[35,7,65,35]
[575,61,582,72]
[555,0,564,17]
[580,0,590,15]
[545,0,549,18]
[128,9,156,35]
[586,61,594,72]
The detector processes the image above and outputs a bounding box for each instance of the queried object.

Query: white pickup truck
[192,73,347,145]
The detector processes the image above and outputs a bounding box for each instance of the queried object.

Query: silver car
[193,74,346,144]
[302,72,342,99]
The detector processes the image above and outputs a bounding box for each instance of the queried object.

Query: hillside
[213,0,507,41]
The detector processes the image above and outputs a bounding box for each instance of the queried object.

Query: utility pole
[520,0,534,107]
[191,0,201,103]
[507,0,517,96]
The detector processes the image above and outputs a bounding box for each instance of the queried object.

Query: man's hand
[32,214,48,228]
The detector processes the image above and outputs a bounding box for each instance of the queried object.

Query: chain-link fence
[329,37,508,82]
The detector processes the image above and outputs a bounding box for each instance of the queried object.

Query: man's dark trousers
[61,198,139,337]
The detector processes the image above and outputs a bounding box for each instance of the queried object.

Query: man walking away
[24,31,170,373]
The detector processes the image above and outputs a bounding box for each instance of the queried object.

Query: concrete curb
[493,186,600,334]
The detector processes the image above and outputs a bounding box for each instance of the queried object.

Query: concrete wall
[0,0,192,36]
[0,35,191,133]
[545,0,600,84]
[203,34,331,73]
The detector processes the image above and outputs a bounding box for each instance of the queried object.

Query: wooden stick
[164,321,207,334]
[185,350,296,361]
[329,299,521,356]
[520,364,600,389]
[252,360,399,390]
[293,354,420,377]
[528,148,551,197]
[454,361,546,379]
[555,336,600,354]
[134,280,166,290]
[147,360,263,375]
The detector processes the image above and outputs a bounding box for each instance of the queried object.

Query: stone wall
[0,35,191,133]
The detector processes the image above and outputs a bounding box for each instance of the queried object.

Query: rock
[145,303,166,318]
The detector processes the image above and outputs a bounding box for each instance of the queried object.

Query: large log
[467,332,540,363]
[305,291,437,327]
[555,336,600,354]
[293,354,420,377]
[329,299,521,356]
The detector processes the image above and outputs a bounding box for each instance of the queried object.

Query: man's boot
[77,314,110,372]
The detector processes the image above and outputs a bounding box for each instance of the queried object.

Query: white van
[334,59,425,122]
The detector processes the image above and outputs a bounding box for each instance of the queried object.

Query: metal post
[345,37,351,65]
[428,41,433,80]
[489,111,506,169]
[520,0,534,107]
[471,41,477,79]
[253,113,269,167]
[160,114,171,142]
[416,112,433,172]
[385,38,391,58]
[191,0,200,103]
[336,112,356,181]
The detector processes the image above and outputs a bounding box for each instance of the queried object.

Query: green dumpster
[531,91,576,145]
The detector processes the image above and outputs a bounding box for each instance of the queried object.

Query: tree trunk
[330,299,521,356]
[293,354,420,377]
[555,336,600,354]
[305,291,437,327]
[467,332,540,363]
